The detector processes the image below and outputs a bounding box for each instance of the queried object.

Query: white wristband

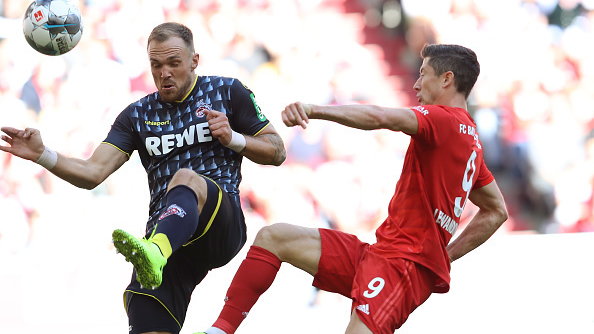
[35,147,58,170]
[226,130,246,153]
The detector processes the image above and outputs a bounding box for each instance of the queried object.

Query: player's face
[148,36,198,102]
[413,58,441,105]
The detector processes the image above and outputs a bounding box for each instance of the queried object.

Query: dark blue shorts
[124,177,246,334]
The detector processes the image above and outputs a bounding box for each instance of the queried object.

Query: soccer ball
[22,0,83,56]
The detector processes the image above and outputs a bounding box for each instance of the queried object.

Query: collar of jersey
[174,75,199,103]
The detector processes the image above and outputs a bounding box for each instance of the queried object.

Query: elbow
[501,208,509,223]
[273,150,287,166]
[77,174,105,190]
[78,180,101,190]
[86,182,101,190]
[268,145,287,166]
[266,153,286,167]
[495,206,509,228]
[250,149,286,166]
[271,159,284,167]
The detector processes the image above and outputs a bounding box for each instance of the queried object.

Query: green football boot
[112,229,167,289]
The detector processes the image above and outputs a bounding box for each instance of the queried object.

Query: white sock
[206,327,227,334]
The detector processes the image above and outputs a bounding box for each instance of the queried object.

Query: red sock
[212,245,281,334]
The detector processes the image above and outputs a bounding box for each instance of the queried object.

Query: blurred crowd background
[1,0,593,256]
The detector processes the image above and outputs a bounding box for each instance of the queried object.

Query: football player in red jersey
[196,44,508,334]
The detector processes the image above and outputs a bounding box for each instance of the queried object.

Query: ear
[191,53,199,71]
[442,71,455,89]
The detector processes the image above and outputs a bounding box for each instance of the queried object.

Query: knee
[169,168,204,188]
[254,223,293,252]
[255,223,285,243]
[168,168,207,198]
[170,168,197,185]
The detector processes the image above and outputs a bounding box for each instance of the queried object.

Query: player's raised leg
[199,223,322,334]
[113,168,208,288]
[254,223,321,275]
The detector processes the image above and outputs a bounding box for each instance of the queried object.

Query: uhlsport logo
[145,120,170,126]
[158,204,187,220]
[195,100,213,118]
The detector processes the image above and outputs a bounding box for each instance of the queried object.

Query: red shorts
[312,228,434,334]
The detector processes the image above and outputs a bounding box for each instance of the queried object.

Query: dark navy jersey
[103,75,270,230]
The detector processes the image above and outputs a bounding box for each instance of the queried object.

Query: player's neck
[450,98,468,110]
[434,93,468,111]
[174,74,199,103]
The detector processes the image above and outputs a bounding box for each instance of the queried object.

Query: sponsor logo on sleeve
[411,105,429,115]
[249,92,267,121]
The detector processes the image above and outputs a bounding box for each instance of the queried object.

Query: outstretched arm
[281,102,419,134]
[446,181,508,262]
[1,127,129,189]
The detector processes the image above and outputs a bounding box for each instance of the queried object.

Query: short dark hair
[147,22,195,53]
[421,44,480,98]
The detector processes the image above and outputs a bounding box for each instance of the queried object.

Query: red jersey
[371,105,494,293]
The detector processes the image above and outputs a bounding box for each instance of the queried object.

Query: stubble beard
[174,74,195,101]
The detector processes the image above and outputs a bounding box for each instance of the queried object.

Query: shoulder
[115,93,159,121]
[412,104,471,121]
[126,92,161,110]
[199,75,238,86]
[132,92,158,106]
[196,76,244,95]
[409,105,464,141]
[126,92,162,111]
[411,104,454,115]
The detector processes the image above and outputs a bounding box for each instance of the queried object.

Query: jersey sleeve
[409,105,448,146]
[473,159,495,189]
[229,79,270,135]
[102,107,136,156]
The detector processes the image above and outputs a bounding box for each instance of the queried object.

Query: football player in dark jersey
[0,22,286,334]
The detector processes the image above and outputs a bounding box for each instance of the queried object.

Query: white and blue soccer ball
[22,0,83,56]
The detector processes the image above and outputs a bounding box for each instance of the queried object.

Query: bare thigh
[345,310,373,334]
